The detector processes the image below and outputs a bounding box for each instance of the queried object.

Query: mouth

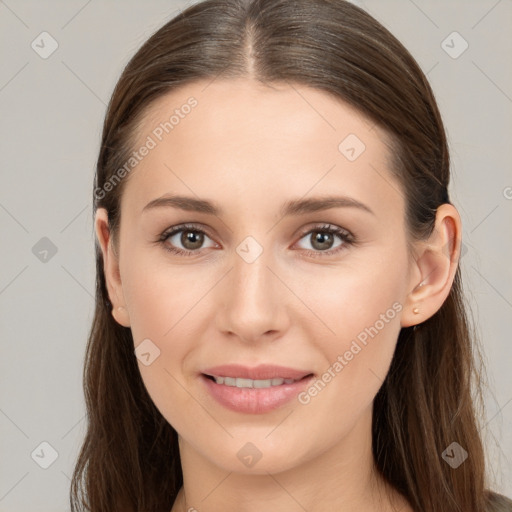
[202,373,314,388]
[200,371,316,414]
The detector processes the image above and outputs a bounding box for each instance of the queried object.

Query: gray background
[0,0,511,510]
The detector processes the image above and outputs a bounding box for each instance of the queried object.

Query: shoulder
[486,490,512,512]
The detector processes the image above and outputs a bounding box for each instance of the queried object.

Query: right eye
[158,224,217,256]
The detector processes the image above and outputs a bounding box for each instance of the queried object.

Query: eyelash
[156,223,355,258]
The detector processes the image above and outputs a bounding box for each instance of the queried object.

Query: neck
[171,406,411,512]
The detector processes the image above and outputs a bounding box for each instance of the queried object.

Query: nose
[215,238,290,344]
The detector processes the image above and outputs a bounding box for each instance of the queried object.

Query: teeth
[211,376,298,388]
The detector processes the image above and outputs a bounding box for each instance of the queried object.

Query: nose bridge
[217,233,287,341]
[231,235,275,307]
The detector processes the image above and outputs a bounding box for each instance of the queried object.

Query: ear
[94,208,131,327]
[401,203,462,328]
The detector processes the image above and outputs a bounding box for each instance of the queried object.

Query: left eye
[296,226,350,253]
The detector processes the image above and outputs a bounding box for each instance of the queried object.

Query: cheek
[121,248,207,343]
[296,253,407,421]
[121,257,210,430]
[119,248,225,391]
[304,253,406,347]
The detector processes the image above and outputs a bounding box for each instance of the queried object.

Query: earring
[412,307,420,314]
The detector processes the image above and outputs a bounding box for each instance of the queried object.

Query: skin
[95,78,462,512]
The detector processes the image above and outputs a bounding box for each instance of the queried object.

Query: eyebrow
[142,194,375,217]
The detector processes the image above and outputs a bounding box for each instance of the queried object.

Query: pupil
[182,231,203,249]
[313,232,333,250]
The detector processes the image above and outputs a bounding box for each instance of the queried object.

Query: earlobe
[401,204,462,328]
[94,208,131,328]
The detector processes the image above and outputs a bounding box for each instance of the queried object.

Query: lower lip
[200,374,315,414]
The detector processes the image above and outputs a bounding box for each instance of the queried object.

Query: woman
[70,0,512,511]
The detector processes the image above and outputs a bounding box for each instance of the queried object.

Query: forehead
[139,78,376,144]
[121,78,401,219]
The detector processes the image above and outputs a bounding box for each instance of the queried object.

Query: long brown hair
[70,1,511,510]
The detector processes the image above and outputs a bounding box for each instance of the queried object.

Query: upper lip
[202,364,314,381]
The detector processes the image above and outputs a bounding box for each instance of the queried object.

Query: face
[100,78,420,474]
